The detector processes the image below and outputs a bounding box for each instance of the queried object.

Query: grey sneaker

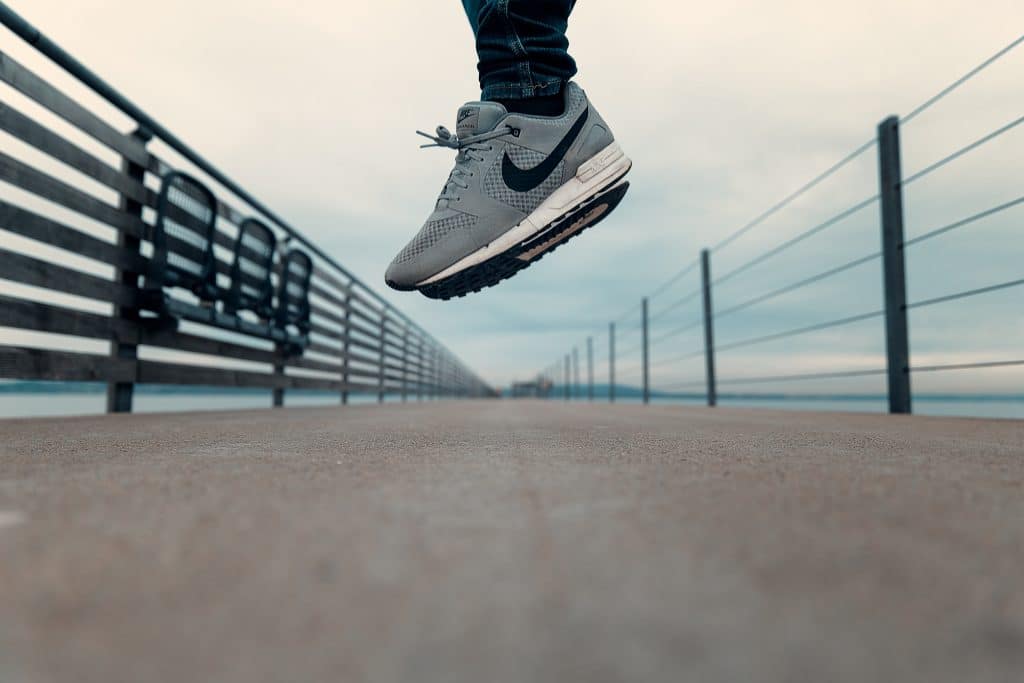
[385,82,632,300]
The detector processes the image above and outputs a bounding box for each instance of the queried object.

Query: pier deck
[1,402,1022,682]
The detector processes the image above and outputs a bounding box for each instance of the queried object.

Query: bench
[140,172,311,355]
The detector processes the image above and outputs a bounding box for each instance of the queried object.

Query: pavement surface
[0,401,1022,683]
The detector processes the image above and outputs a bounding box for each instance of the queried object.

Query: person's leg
[461,0,577,110]
[385,0,630,298]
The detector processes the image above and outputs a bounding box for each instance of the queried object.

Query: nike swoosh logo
[502,106,590,193]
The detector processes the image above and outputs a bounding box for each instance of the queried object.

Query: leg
[461,0,577,101]
[386,1,631,299]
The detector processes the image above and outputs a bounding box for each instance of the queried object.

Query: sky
[1,0,1022,394]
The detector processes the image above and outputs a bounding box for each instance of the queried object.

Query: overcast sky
[2,0,1022,393]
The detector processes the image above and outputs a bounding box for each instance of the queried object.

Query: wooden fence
[0,8,493,411]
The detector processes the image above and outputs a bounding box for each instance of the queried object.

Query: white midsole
[418,141,632,286]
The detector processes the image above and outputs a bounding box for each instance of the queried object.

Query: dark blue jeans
[460,0,577,100]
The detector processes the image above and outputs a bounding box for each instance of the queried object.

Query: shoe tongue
[455,101,507,138]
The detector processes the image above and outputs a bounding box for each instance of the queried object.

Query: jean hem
[481,78,564,100]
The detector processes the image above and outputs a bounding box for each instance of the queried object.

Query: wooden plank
[0,345,134,382]
[139,327,279,365]
[0,50,151,167]
[137,360,342,391]
[337,366,380,381]
[345,350,382,370]
[0,99,153,206]
[0,199,147,272]
[306,340,341,357]
[0,246,137,307]
[0,150,147,238]
[342,335,379,356]
[288,356,344,374]
[309,283,353,317]
[0,154,257,281]
[311,265,352,298]
[383,317,406,337]
[0,293,135,342]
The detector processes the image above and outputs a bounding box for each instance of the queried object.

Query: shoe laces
[416,125,516,205]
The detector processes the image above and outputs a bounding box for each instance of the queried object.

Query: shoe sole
[418,178,631,301]
[412,142,633,300]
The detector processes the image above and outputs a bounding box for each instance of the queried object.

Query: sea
[1,389,1023,420]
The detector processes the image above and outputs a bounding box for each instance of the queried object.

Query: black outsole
[416,178,631,301]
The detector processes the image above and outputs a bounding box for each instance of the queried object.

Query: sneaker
[385,82,632,300]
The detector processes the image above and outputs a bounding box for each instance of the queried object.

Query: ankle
[492,92,565,117]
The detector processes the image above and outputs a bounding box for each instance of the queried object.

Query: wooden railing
[0,5,494,411]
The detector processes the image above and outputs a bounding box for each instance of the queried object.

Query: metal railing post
[877,115,913,415]
[416,337,424,402]
[341,292,351,405]
[401,326,409,403]
[609,322,616,403]
[105,127,150,414]
[642,297,650,404]
[378,310,387,404]
[572,347,579,400]
[701,249,718,407]
[272,348,285,408]
[435,351,443,399]
[564,355,570,401]
[587,336,594,401]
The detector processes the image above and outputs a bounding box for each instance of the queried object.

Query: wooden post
[877,116,912,415]
[341,292,351,405]
[272,346,285,408]
[378,309,387,404]
[105,127,150,414]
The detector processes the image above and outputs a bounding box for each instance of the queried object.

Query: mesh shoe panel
[394,213,478,265]
[483,145,565,213]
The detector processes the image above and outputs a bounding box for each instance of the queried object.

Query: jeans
[460,0,577,100]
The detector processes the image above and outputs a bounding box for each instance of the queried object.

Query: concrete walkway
[1,401,1022,682]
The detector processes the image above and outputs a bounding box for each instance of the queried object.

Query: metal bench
[274,248,313,355]
[141,173,309,355]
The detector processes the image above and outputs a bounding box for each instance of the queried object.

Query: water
[0,391,386,419]
[614,395,1024,419]
[0,391,1022,420]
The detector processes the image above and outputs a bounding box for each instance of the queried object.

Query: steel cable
[901,33,1024,125]
[710,138,877,253]
[714,251,882,320]
[911,359,1024,373]
[715,310,884,354]
[902,195,1024,248]
[902,114,1024,186]
[713,195,879,287]
[649,319,704,348]
[658,367,887,389]
[647,258,701,300]
[650,288,703,322]
[905,277,1024,311]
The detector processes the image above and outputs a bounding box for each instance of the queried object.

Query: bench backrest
[149,172,220,301]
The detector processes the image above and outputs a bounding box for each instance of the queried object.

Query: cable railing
[530,31,1024,414]
[0,4,494,411]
